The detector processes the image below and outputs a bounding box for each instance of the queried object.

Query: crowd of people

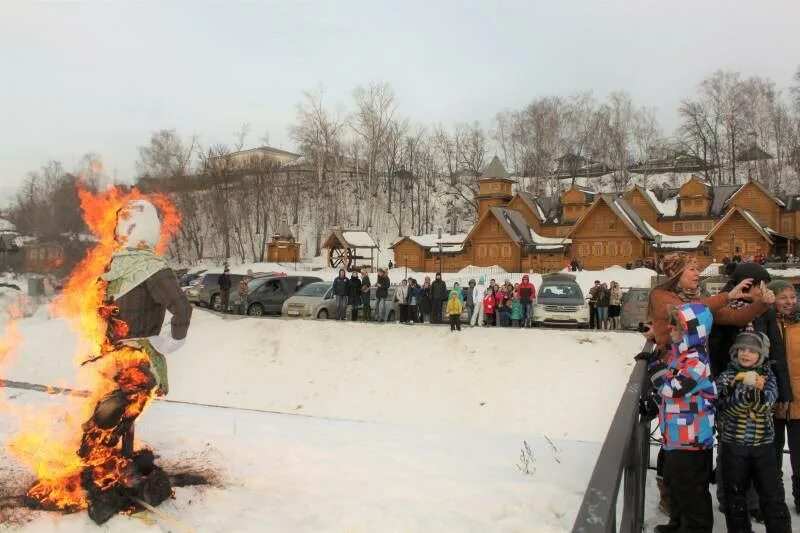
[642,252,799,532]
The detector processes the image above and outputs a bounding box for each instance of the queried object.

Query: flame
[4,184,180,512]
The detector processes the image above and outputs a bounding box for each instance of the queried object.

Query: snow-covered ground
[2,304,797,531]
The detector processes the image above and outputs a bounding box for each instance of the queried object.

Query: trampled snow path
[1,305,644,530]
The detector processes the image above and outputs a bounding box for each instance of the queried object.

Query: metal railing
[572,340,655,532]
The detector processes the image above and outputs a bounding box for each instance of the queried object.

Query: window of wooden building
[674,222,683,231]
[592,242,603,256]
[621,242,632,255]
[579,243,590,256]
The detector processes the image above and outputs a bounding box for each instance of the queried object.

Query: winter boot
[653,522,680,533]
[656,475,671,515]
[793,476,800,514]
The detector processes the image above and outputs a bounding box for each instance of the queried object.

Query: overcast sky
[1,0,798,203]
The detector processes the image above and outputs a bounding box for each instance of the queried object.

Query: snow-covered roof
[740,210,775,237]
[644,189,678,216]
[528,228,571,246]
[406,233,468,249]
[0,217,16,232]
[643,221,706,250]
[341,231,377,248]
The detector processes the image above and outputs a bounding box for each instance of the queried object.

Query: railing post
[572,341,654,533]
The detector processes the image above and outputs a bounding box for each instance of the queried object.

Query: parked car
[180,269,207,288]
[194,271,250,311]
[620,288,650,330]
[246,274,323,316]
[532,273,590,327]
[282,284,401,321]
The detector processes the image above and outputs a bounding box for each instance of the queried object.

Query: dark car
[246,274,324,316]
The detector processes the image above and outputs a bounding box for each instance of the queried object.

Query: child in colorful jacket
[651,302,716,533]
[483,287,496,327]
[511,295,522,327]
[716,331,791,532]
[446,289,463,332]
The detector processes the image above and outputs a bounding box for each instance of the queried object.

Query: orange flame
[4,184,180,511]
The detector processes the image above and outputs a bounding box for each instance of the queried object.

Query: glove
[741,371,758,388]
[147,334,186,354]
[650,363,669,388]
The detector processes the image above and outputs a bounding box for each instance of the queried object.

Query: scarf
[101,248,169,300]
[674,284,702,302]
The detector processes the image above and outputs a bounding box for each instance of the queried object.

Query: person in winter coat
[716,331,792,532]
[588,280,600,329]
[769,279,800,513]
[483,286,496,327]
[375,268,390,322]
[707,265,790,519]
[452,282,465,304]
[347,272,361,321]
[394,279,409,323]
[465,279,476,324]
[596,283,611,329]
[407,278,421,323]
[446,289,463,331]
[237,272,252,315]
[516,274,536,327]
[419,277,432,323]
[360,270,372,321]
[650,302,716,533]
[608,281,622,329]
[332,269,349,320]
[218,267,232,313]
[430,273,447,324]
[470,277,485,327]
[87,199,192,485]
[511,295,522,327]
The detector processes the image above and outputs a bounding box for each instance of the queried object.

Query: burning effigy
[6,187,191,524]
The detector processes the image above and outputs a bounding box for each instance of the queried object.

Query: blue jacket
[406,285,422,305]
[332,276,349,297]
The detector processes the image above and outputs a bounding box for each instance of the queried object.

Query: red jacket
[483,295,496,314]
[516,280,536,302]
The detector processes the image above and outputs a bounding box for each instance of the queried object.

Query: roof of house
[390,232,469,250]
[705,206,775,244]
[736,145,774,162]
[480,156,511,181]
[324,229,378,249]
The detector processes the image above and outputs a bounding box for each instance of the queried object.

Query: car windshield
[539,283,582,299]
[296,283,330,297]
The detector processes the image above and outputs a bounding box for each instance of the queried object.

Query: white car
[532,274,590,327]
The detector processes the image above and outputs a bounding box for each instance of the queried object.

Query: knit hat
[767,279,793,295]
[661,252,697,280]
[729,330,770,367]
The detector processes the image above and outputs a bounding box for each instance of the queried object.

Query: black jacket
[376,275,390,298]
[347,277,361,301]
[218,273,232,291]
[332,276,349,297]
[431,279,447,300]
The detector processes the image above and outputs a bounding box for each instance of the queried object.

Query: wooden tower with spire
[475,156,514,218]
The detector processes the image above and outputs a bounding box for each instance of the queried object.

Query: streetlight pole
[730,230,736,262]
[404,254,408,280]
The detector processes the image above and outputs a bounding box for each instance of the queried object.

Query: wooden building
[392,156,797,272]
[266,218,301,263]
